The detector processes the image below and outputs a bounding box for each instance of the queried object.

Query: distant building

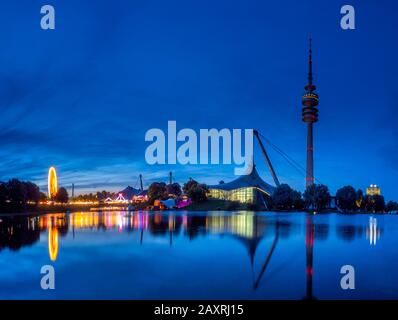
[366,184,381,196]
[208,166,275,205]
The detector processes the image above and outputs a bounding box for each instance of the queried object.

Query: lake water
[0,211,397,300]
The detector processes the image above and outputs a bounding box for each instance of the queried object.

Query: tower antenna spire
[302,37,319,188]
[308,36,313,86]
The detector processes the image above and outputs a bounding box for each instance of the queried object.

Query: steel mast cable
[257,132,306,176]
[257,132,324,185]
[259,132,307,174]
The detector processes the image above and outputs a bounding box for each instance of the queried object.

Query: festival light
[48,167,58,199]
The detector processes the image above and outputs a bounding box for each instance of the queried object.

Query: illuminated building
[366,184,381,196]
[132,191,148,203]
[206,213,260,239]
[48,166,58,199]
[208,166,275,204]
[302,38,319,188]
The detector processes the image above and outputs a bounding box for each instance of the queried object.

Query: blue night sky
[0,0,397,200]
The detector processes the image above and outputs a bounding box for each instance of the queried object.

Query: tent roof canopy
[208,166,276,195]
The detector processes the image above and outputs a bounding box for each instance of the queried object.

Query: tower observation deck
[302,38,319,188]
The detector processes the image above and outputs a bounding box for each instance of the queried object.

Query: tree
[336,185,357,212]
[386,201,398,213]
[165,183,182,198]
[183,178,196,194]
[6,179,27,204]
[356,189,364,210]
[39,192,47,201]
[292,191,305,210]
[183,179,208,203]
[365,195,385,213]
[148,182,167,204]
[271,184,303,210]
[303,184,331,211]
[0,179,42,209]
[75,193,97,202]
[55,187,69,203]
[96,190,115,201]
[0,182,7,204]
[189,184,209,203]
[23,181,41,204]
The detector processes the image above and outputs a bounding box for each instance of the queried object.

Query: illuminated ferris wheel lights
[48,166,58,199]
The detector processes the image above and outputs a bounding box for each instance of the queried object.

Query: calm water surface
[0,211,397,299]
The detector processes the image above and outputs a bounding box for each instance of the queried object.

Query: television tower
[302,37,319,188]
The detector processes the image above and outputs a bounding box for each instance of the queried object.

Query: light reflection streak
[48,226,59,262]
[37,211,270,264]
[38,211,266,239]
[366,217,380,246]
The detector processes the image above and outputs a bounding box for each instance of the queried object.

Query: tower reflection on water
[36,212,267,263]
[305,216,314,300]
[0,211,383,296]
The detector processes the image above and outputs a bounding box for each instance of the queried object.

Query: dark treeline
[0,179,43,203]
[0,179,69,212]
[147,178,398,213]
[270,183,398,213]
[74,192,106,202]
[70,191,118,202]
[0,179,44,212]
[269,183,330,211]
[147,178,208,204]
[2,177,396,214]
